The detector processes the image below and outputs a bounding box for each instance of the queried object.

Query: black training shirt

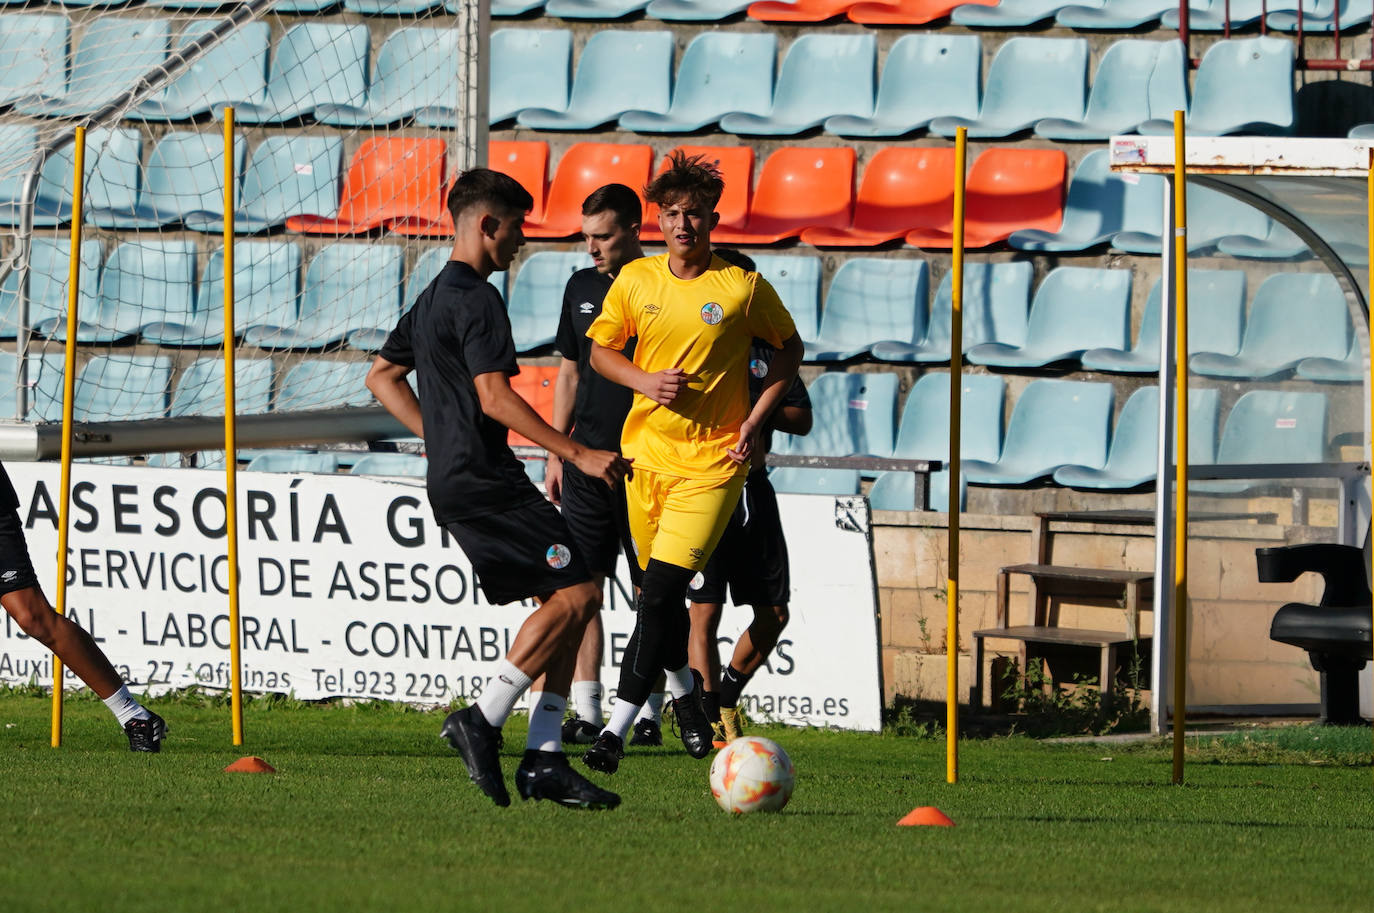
[554,267,636,452]
[749,340,811,477]
[0,461,19,512]
[379,260,542,523]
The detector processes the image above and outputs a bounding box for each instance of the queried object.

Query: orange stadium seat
[391,140,550,238]
[748,0,859,20]
[507,364,559,448]
[904,148,1066,250]
[847,0,997,23]
[641,145,753,242]
[801,146,955,248]
[523,142,653,239]
[711,146,855,245]
[286,137,446,234]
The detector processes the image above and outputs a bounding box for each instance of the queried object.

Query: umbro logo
[644,303,661,314]
[0,571,14,581]
[689,547,705,560]
[578,301,594,314]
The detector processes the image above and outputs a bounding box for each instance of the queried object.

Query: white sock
[102,685,149,727]
[526,692,566,753]
[603,696,642,741]
[635,692,665,723]
[665,664,695,699]
[571,680,603,723]
[475,661,532,728]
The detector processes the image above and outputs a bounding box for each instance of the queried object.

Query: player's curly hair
[644,150,724,211]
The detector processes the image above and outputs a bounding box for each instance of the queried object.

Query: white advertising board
[0,463,884,731]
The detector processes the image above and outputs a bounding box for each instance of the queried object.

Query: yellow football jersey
[587,253,797,481]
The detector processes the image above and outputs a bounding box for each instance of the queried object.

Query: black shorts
[560,460,643,588]
[445,498,592,605]
[0,508,40,597]
[687,473,790,607]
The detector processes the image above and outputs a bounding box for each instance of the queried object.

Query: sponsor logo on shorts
[0,570,15,582]
[750,357,767,378]
[689,547,705,560]
[546,544,572,569]
[579,301,595,315]
[700,302,724,325]
[690,572,705,590]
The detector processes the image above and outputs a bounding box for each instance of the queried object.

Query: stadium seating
[871,261,1034,363]
[954,0,1096,26]
[905,148,1067,249]
[1161,0,1302,29]
[507,251,593,353]
[247,452,342,474]
[523,143,652,239]
[517,30,673,130]
[824,34,981,138]
[1191,390,1329,494]
[1268,0,1373,30]
[184,135,344,235]
[489,0,548,13]
[800,147,955,248]
[350,454,428,477]
[171,358,275,417]
[619,32,776,133]
[23,352,68,423]
[245,243,404,349]
[315,27,462,127]
[0,127,142,228]
[1080,269,1246,374]
[508,365,560,448]
[544,0,651,16]
[229,23,369,124]
[1056,0,1205,27]
[1053,386,1221,489]
[144,242,301,346]
[646,0,754,18]
[748,0,860,20]
[1297,343,1364,383]
[1034,39,1187,141]
[391,140,550,238]
[286,137,446,234]
[775,371,899,462]
[0,14,68,107]
[642,145,754,242]
[15,17,170,118]
[278,359,377,411]
[37,240,197,344]
[752,254,823,344]
[0,125,37,219]
[1215,218,1310,260]
[848,0,997,23]
[490,28,572,125]
[133,20,269,121]
[768,467,863,496]
[1137,37,1295,136]
[1110,184,1270,255]
[930,38,1089,139]
[74,355,173,422]
[347,246,508,350]
[967,267,1130,369]
[1008,151,1167,253]
[804,259,929,362]
[720,34,876,136]
[713,146,856,245]
[962,379,1115,485]
[1190,273,1350,379]
[0,238,101,339]
[88,131,244,230]
[342,0,447,12]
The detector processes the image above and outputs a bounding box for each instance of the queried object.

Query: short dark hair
[446,168,533,224]
[581,183,642,231]
[713,248,756,272]
[644,150,723,211]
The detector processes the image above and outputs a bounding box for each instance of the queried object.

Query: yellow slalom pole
[1366,152,1373,775]
[222,109,244,746]
[1170,111,1191,785]
[51,127,88,747]
[946,127,968,785]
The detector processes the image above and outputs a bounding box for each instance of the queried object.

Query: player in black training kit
[368,169,631,811]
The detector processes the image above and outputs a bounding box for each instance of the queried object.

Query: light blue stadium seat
[955,0,1101,26]
[346,249,505,352]
[36,241,196,344]
[966,267,1130,369]
[87,131,245,230]
[0,128,143,229]
[1161,0,1306,30]
[963,379,1115,485]
[490,28,572,124]
[1191,273,1350,379]
[277,360,376,411]
[1081,269,1246,374]
[487,0,548,11]
[720,34,876,136]
[132,21,269,120]
[1054,386,1220,490]
[1268,0,1372,30]
[1191,390,1328,494]
[522,458,548,485]
[315,27,462,127]
[1009,151,1165,253]
[1215,217,1310,260]
[768,467,862,496]
[824,34,981,138]
[1137,37,1295,136]
[74,355,173,422]
[228,23,369,124]
[16,18,170,118]
[246,244,403,350]
[344,0,445,12]
[805,259,929,362]
[0,14,68,107]
[1297,342,1363,383]
[545,0,650,16]
[753,254,822,345]
[144,241,301,346]
[184,136,344,235]
[171,358,275,417]
[247,452,341,474]
[0,125,38,223]
[0,239,102,339]
[23,352,69,423]
[619,32,776,133]
[517,30,673,130]
[1111,184,1270,255]
[1035,39,1186,141]
[506,252,594,353]
[871,261,1033,364]
[1056,0,1207,27]
[775,372,898,466]
[869,470,958,514]
[930,37,1089,139]
[1350,123,1374,139]
[646,0,753,18]
[351,453,428,477]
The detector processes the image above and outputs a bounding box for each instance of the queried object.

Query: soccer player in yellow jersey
[581,152,803,774]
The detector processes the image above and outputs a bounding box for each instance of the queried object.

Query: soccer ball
[709,736,795,814]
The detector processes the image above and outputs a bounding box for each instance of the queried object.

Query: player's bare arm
[366,355,424,438]
[730,332,804,464]
[590,342,691,406]
[771,403,813,437]
[474,371,631,488]
[545,357,580,504]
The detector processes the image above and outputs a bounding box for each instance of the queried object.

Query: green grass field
[2,692,1373,913]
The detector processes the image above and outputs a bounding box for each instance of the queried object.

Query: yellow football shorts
[625,468,747,573]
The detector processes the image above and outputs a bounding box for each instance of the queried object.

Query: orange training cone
[224,756,276,773]
[897,806,955,827]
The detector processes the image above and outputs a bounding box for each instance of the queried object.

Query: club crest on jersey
[579,301,595,315]
[546,544,572,569]
[690,572,705,590]
[700,302,724,325]
[750,358,767,378]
